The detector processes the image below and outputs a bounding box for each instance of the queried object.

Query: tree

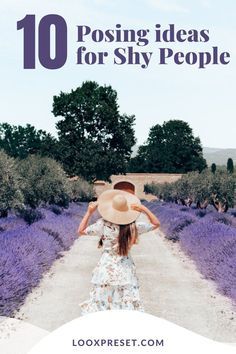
[0,150,23,217]
[0,123,58,159]
[129,145,149,172]
[191,170,212,209]
[227,158,234,174]
[69,178,95,202]
[210,170,235,212]
[175,172,197,206]
[129,120,207,173]
[52,81,136,181]
[211,163,216,174]
[17,155,71,208]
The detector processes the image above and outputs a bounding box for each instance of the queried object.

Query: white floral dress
[79,218,154,315]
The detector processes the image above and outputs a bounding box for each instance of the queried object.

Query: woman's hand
[87,201,98,215]
[131,203,160,229]
[78,201,98,236]
[130,203,146,212]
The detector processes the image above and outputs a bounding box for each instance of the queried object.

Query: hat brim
[97,189,141,225]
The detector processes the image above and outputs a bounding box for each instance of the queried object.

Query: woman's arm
[131,204,160,230]
[78,202,98,236]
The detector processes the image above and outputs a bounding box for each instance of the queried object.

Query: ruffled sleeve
[85,218,104,237]
[136,221,154,235]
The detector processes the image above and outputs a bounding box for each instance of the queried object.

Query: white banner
[25,311,235,354]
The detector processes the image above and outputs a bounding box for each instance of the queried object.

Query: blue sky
[1,0,236,148]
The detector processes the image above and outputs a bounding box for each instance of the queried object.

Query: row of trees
[0,81,208,181]
[0,150,95,218]
[144,170,236,213]
[0,123,58,159]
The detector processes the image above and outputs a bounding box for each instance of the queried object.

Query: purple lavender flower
[145,201,236,305]
[0,202,95,317]
[180,219,236,303]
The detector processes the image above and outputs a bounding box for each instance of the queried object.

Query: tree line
[144,169,236,213]
[0,150,95,220]
[0,81,208,182]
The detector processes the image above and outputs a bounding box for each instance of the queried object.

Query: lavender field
[0,203,98,317]
[143,201,236,305]
[1,200,236,319]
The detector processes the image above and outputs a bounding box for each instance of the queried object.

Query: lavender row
[180,220,236,302]
[0,203,91,317]
[143,201,236,304]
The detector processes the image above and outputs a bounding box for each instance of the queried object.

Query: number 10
[17,14,67,69]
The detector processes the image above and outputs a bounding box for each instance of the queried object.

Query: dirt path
[16,229,236,342]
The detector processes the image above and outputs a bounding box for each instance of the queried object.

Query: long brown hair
[118,222,138,256]
[98,221,138,256]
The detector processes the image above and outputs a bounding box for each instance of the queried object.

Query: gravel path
[16,229,236,342]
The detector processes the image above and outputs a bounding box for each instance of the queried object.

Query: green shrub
[69,178,95,202]
[144,169,235,212]
[17,155,71,208]
[49,205,62,215]
[144,182,160,196]
[17,208,44,225]
[144,181,177,202]
[210,170,235,212]
[0,150,23,216]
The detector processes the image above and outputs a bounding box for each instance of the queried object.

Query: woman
[78,189,160,315]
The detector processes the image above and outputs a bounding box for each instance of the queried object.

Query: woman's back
[85,217,155,256]
[78,189,160,315]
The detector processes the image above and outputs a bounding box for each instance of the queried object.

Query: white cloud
[148,0,189,13]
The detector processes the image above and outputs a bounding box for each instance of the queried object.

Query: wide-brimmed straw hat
[97,189,141,225]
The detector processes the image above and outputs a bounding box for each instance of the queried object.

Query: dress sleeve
[84,218,104,237]
[136,221,155,235]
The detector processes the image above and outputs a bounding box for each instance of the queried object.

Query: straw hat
[97,189,141,225]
